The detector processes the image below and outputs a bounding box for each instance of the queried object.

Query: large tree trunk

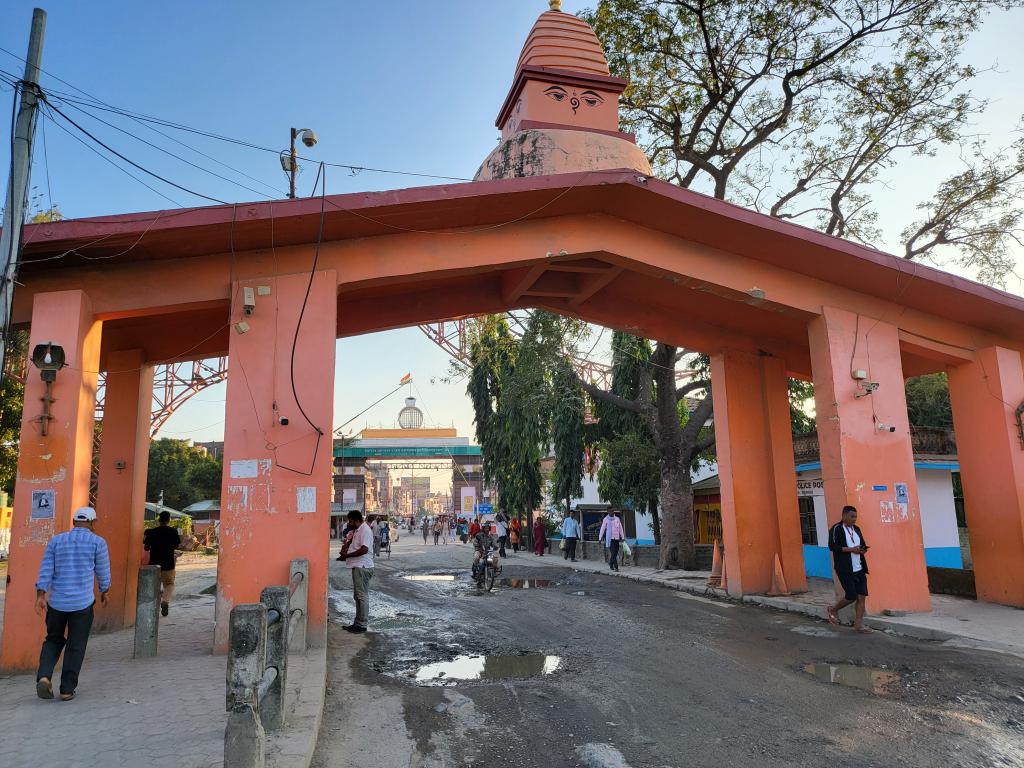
[650,343,698,570]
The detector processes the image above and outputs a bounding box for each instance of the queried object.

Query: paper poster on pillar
[880,500,896,523]
[30,489,55,520]
[296,486,316,514]
[461,487,475,516]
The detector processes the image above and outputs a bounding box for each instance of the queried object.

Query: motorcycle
[472,545,501,592]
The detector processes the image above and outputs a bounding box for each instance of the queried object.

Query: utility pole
[0,8,46,380]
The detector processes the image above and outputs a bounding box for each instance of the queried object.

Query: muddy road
[311,540,1024,768]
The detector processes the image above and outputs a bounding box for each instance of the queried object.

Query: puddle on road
[402,574,457,582]
[803,663,899,695]
[414,654,561,684]
[495,578,558,589]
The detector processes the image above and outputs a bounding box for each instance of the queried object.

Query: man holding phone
[827,505,871,633]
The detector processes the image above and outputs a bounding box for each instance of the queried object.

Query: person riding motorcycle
[472,522,495,574]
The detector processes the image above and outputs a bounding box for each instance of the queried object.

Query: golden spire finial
[549,0,562,10]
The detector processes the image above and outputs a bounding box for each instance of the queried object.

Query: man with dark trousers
[827,505,871,633]
[35,506,111,701]
[143,510,181,616]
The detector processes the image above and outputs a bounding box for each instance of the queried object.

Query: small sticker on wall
[296,486,316,514]
[871,485,888,492]
[31,489,55,520]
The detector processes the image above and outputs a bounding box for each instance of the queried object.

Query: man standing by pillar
[143,510,180,617]
[337,511,374,634]
[34,507,111,701]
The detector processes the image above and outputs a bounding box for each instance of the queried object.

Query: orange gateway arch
[3,5,1024,667]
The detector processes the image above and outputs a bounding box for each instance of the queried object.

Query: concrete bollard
[133,565,161,658]
[226,604,267,712]
[259,586,290,730]
[224,703,265,768]
[288,558,308,653]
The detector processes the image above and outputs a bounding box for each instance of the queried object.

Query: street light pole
[0,8,46,380]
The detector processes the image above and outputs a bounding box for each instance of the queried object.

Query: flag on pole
[399,373,412,385]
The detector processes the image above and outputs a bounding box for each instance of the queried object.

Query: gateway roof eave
[14,169,1024,343]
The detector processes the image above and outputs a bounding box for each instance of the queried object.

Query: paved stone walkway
[506,544,1024,659]
[0,557,224,768]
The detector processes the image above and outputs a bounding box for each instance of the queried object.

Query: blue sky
[2,1,1022,458]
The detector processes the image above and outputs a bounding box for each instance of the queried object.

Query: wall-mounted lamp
[30,342,65,436]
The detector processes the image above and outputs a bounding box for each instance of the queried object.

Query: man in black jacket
[144,511,181,617]
[826,505,871,633]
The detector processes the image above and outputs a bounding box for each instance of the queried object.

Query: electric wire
[58,99,279,201]
[43,99,229,205]
[40,104,185,208]
[0,50,472,184]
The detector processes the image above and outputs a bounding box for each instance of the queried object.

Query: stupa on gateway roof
[475,0,652,181]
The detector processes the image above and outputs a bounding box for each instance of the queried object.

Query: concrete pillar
[0,290,101,670]
[95,349,153,630]
[710,350,806,595]
[224,704,266,768]
[947,346,1024,607]
[214,270,336,652]
[226,603,267,712]
[259,586,289,730]
[808,306,930,613]
[133,565,160,658]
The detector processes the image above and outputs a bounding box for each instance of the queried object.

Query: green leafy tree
[0,331,28,497]
[147,438,221,510]
[905,373,953,428]
[585,0,1024,285]
[549,357,586,516]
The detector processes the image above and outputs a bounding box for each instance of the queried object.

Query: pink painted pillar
[94,349,153,630]
[808,306,930,613]
[0,291,101,670]
[947,347,1024,607]
[214,271,337,651]
[711,350,806,596]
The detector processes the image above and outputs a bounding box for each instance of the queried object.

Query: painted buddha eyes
[544,86,604,115]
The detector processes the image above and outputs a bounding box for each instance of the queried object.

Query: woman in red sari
[532,517,546,556]
[509,517,522,552]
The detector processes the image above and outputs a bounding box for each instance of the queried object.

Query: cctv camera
[877,423,896,433]
[298,129,317,148]
[279,417,289,426]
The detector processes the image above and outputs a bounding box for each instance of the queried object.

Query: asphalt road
[311,538,1024,768]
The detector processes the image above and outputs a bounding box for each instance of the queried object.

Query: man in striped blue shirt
[34,506,111,701]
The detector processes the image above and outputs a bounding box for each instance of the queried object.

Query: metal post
[133,565,161,658]
[288,128,297,198]
[0,8,46,378]
[288,558,308,653]
[226,604,267,712]
[259,586,289,730]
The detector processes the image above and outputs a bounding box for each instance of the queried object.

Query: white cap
[73,506,97,522]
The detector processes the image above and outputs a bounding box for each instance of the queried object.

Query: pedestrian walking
[494,514,508,557]
[457,518,469,543]
[599,510,625,571]
[34,506,111,701]
[532,517,547,556]
[826,505,872,633]
[143,510,181,617]
[432,518,442,545]
[369,515,383,558]
[421,517,430,544]
[509,517,522,552]
[337,511,374,633]
[560,513,581,562]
